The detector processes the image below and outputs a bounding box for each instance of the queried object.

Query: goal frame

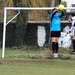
[2,7,75,58]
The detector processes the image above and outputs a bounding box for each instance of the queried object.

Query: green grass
[0,47,75,60]
[0,47,45,59]
[0,59,75,75]
[0,48,75,75]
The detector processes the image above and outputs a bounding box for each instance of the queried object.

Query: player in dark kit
[68,12,75,54]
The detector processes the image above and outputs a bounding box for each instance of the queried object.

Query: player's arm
[69,25,74,33]
[60,11,64,17]
[51,10,57,20]
[68,18,75,33]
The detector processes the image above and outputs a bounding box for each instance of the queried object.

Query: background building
[62,0,75,7]
[62,0,75,12]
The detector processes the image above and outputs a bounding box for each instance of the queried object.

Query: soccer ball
[58,4,64,10]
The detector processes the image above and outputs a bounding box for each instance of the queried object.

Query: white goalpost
[2,7,75,58]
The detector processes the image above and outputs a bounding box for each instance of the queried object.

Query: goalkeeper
[50,8,64,57]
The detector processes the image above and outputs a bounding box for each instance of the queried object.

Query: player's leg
[72,36,75,53]
[52,37,56,53]
[52,37,59,57]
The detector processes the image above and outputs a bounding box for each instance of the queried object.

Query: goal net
[2,7,75,58]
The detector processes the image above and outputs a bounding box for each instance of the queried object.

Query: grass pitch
[0,59,75,75]
[0,47,75,75]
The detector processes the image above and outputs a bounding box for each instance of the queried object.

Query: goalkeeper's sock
[55,42,58,53]
[52,42,56,53]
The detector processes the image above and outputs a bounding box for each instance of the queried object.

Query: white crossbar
[2,7,75,58]
[5,7,75,10]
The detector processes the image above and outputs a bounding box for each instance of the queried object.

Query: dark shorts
[50,31,61,37]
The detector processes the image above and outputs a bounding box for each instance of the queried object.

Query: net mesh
[0,9,72,58]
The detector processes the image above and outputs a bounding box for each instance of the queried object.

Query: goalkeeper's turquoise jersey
[50,13,62,31]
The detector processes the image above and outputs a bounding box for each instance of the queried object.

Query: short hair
[71,12,75,16]
[52,8,57,12]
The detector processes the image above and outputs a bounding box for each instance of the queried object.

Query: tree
[58,0,61,4]
[1,0,61,46]
[51,0,55,7]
